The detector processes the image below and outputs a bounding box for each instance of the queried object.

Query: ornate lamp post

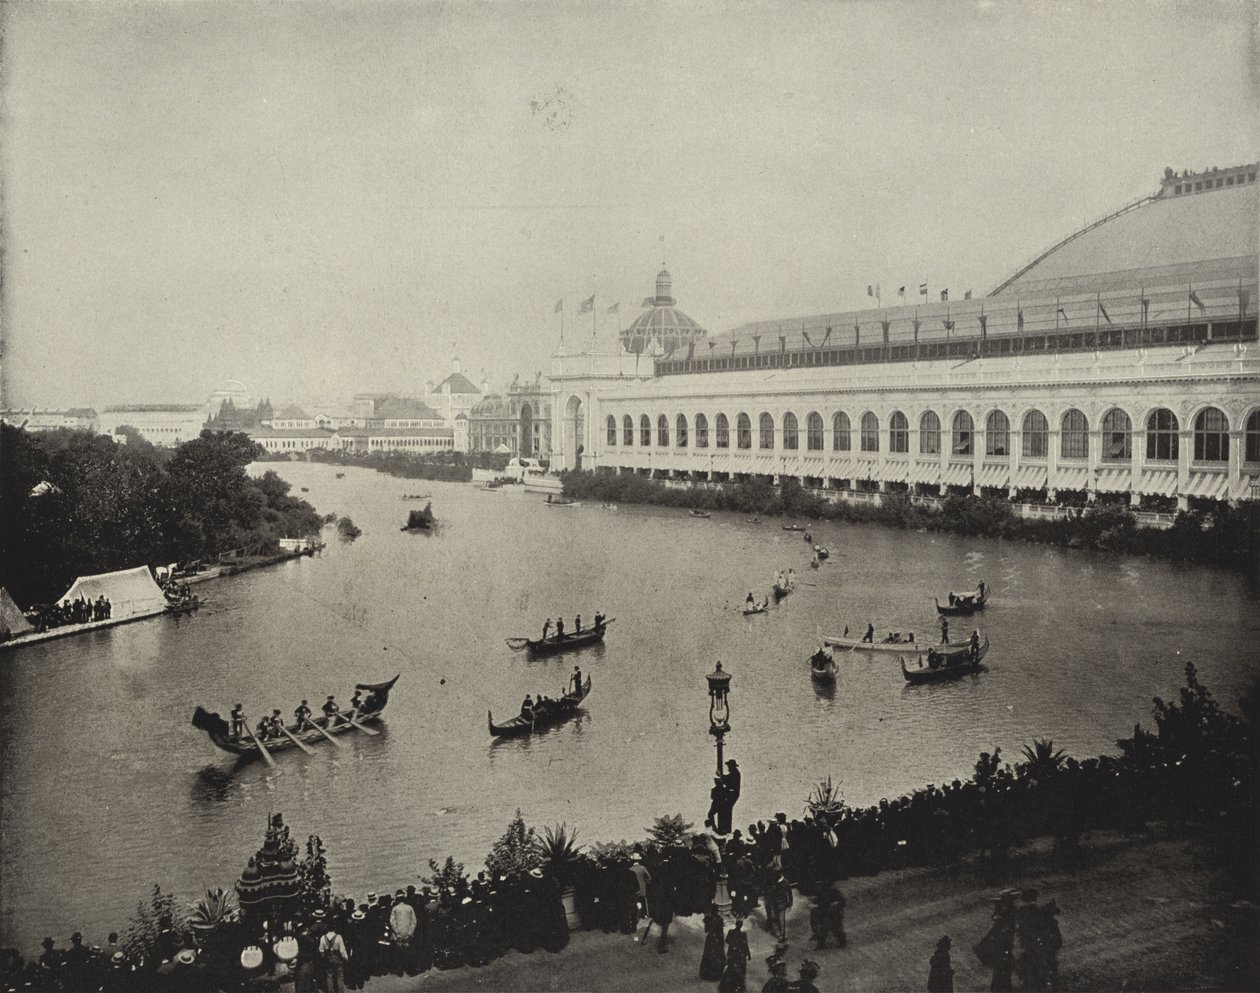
[706,662,735,922]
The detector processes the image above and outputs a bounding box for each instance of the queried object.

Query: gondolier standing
[230,704,245,739]
[542,618,552,640]
[940,617,950,644]
[970,630,981,663]
[570,666,582,697]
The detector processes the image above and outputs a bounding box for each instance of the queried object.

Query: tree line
[0,425,323,606]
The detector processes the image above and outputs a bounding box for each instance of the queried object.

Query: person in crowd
[541,618,552,640]
[793,959,821,993]
[295,699,312,727]
[555,617,566,639]
[718,918,751,993]
[699,904,725,981]
[762,956,791,993]
[570,666,583,697]
[928,935,955,992]
[640,875,675,953]
[389,889,417,976]
[630,852,651,925]
[975,890,1018,991]
[767,872,793,942]
[318,918,350,993]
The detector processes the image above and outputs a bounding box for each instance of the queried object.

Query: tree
[486,809,542,877]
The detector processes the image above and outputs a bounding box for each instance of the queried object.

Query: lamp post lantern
[705,662,735,922]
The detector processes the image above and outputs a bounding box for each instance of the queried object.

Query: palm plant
[646,813,694,849]
[1020,738,1067,781]
[805,775,846,824]
[188,886,235,928]
[535,823,583,887]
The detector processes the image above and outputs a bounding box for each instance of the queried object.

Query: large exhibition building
[546,163,1260,510]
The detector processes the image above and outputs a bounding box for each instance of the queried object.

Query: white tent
[58,566,168,621]
[0,587,34,636]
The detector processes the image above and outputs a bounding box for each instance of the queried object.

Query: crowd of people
[30,595,112,632]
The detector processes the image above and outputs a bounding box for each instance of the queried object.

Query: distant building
[98,404,206,446]
[423,359,487,425]
[329,425,456,454]
[206,379,254,421]
[269,404,315,431]
[249,426,335,454]
[466,377,554,456]
[0,408,98,433]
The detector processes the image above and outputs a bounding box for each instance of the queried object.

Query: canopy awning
[1184,472,1229,500]
[976,464,1009,488]
[58,566,168,621]
[909,461,941,484]
[1095,467,1132,493]
[883,459,909,483]
[1055,465,1089,490]
[941,463,972,486]
[1014,463,1048,489]
[1137,468,1179,496]
[828,458,854,477]
[0,587,34,636]
[855,459,881,480]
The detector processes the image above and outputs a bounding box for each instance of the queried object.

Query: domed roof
[620,269,708,355]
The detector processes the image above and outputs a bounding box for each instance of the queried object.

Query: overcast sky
[2,0,1256,409]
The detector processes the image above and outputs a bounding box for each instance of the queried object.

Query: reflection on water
[2,461,1259,953]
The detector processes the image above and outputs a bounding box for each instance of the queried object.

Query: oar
[278,724,316,756]
[303,718,345,749]
[242,719,277,769]
[336,711,379,736]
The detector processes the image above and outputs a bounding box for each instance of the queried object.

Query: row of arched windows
[605,408,1260,463]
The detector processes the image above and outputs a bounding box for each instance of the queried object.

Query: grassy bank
[561,470,1260,575]
[301,449,513,484]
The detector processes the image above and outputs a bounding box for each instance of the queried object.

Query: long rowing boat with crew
[489,676,592,738]
[190,675,400,759]
[823,634,921,653]
[505,619,614,655]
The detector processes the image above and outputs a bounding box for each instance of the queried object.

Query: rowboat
[165,595,202,615]
[190,675,400,757]
[782,524,805,532]
[505,619,614,654]
[935,586,988,616]
[823,634,921,653]
[772,582,793,600]
[900,654,985,683]
[809,649,838,684]
[489,676,591,738]
[813,545,830,560]
[742,599,770,615]
[689,509,711,518]
[545,495,578,507]
[335,473,345,479]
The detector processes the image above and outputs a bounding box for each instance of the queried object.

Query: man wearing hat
[63,931,92,991]
[570,665,582,697]
[389,888,417,976]
[629,853,651,926]
[761,955,791,992]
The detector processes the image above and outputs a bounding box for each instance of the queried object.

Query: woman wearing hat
[718,918,750,993]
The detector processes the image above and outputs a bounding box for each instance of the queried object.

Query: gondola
[488,676,591,738]
[809,649,838,684]
[742,599,770,615]
[190,675,400,756]
[935,585,988,616]
[900,654,985,684]
[688,509,712,518]
[505,619,614,654]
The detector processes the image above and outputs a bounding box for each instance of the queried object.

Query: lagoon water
[2,461,1258,952]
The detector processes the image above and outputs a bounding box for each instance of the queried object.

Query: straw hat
[240,945,264,970]
[174,949,196,966]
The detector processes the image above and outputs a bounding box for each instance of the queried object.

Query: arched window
[623,414,634,446]
[889,411,909,453]
[860,412,879,452]
[639,414,651,447]
[1194,407,1229,462]
[759,413,775,450]
[716,413,730,449]
[783,413,799,450]
[920,412,941,455]
[1022,410,1048,458]
[1246,410,1260,463]
[606,415,617,446]
[985,411,1010,457]
[676,413,688,448]
[696,413,709,448]
[736,413,752,449]
[657,414,669,447]
[1102,409,1131,461]
[1146,409,1178,461]
[806,412,824,451]
[952,411,974,457]
[833,412,851,452]
[1061,409,1088,460]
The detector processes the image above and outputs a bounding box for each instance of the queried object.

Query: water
[3,462,1257,952]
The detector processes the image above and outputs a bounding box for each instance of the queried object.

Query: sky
[2,0,1257,409]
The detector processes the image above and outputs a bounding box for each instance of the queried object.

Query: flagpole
[1188,283,1192,324]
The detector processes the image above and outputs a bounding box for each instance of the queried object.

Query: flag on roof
[1017,308,1025,331]
[607,302,620,315]
[1098,301,1113,324]
[964,290,972,300]
[898,286,906,298]
[919,283,928,297]
[579,295,595,314]
[642,296,655,307]
[554,299,563,313]
[940,289,949,302]
[1240,287,1251,318]
[1189,289,1206,313]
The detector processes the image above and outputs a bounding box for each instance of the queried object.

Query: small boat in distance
[746,518,762,524]
[545,494,578,507]
[809,648,838,684]
[191,675,400,757]
[782,524,805,532]
[900,653,984,684]
[402,493,431,501]
[813,545,830,560]
[505,619,614,655]
[742,596,770,615]
[824,633,919,653]
[335,472,346,479]
[689,509,711,518]
[489,677,591,738]
[935,582,989,616]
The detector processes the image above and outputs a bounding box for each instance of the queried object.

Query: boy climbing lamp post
[706,662,735,922]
